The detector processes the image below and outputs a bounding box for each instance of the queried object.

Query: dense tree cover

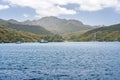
[0,26,63,43]
[78,31,120,41]
[72,24,120,41]
[40,34,63,42]
[0,26,40,43]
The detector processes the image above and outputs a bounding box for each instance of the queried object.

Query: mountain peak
[22,16,93,34]
[39,16,61,22]
[41,16,59,19]
[8,19,19,24]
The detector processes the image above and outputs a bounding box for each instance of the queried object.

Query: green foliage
[1,18,119,42]
[62,30,89,41]
[0,25,63,43]
[0,26,40,42]
[76,24,120,41]
[0,19,51,35]
[40,34,63,42]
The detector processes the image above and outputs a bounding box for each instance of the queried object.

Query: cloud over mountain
[2,0,120,17]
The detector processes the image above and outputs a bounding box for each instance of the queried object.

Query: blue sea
[0,42,120,80]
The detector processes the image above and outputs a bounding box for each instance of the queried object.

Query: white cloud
[78,0,119,11]
[115,2,120,13]
[0,5,9,10]
[2,0,120,17]
[23,14,29,18]
[3,0,76,17]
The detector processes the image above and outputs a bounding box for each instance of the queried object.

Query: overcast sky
[0,0,120,25]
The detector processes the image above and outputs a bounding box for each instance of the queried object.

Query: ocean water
[0,42,120,80]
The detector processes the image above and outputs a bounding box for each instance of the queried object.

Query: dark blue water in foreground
[0,42,120,80]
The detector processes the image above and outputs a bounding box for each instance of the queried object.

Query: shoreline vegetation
[0,25,119,43]
[0,26,63,43]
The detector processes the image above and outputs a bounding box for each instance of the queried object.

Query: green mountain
[23,16,94,34]
[0,24,40,42]
[0,20,63,42]
[75,24,120,41]
[0,19,51,35]
[1,18,119,42]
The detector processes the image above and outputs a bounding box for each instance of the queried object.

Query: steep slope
[23,16,94,34]
[0,20,64,42]
[77,24,120,41]
[0,24,40,42]
[0,19,51,35]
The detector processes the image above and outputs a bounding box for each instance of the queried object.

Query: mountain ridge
[77,24,120,41]
[0,22,63,42]
[22,16,94,34]
[0,17,119,42]
[0,19,51,35]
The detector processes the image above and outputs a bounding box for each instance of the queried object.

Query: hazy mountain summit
[7,19,19,24]
[23,16,93,34]
[0,16,96,35]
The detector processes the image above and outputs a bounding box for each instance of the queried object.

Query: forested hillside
[0,19,51,35]
[76,24,120,41]
[0,24,63,42]
[0,25,40,42]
